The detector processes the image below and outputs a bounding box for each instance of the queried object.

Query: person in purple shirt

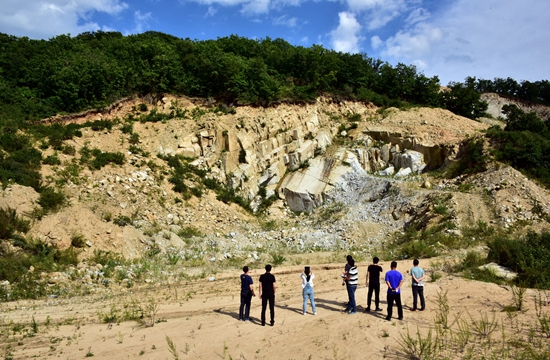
[385,261,404,321]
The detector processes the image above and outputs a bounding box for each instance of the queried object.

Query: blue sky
[1,0,549,85]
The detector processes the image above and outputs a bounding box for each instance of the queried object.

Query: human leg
[386,293,394,320]
[261,296,267,325]
[269,295,275,325]
[310,289,317,314]
[374,284,381,309]
[345,285,353,312]
[366,285,374,310]
[396,294,403,319]
[348,285,357,313]
[239,292,246,320]
[412,286,419,310]
[302,288,308,314]
[244,292,252,320]
[418,287,425,310]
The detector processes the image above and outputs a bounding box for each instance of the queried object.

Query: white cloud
[273,15,298,27]
[186,0,306,15]
[370,35,382,49]
[371,0,550,84]
[205,6,218,16]
[405,7,429,26]
[381,22,443,59]
[241,0,270,14]
[345,0,407,30]
[437,0,550,83]
[0,0,128,39]
[127,10,152,35]
[330,12,362,53]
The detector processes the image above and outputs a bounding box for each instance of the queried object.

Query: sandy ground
[1,260,544,360]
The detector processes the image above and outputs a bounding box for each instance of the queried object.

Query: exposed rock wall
[152,97,488,212]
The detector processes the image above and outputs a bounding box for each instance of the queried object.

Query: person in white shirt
[344,259,358,314]
[301,266,317,315]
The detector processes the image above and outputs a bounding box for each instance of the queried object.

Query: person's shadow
[213,307,239,320]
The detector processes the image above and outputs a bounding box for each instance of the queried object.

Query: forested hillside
[0,31,471,122]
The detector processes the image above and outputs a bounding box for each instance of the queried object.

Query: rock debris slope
[2,94,550,262]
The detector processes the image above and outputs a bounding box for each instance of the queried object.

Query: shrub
[0,207,30,240]
[71,232,87,248]
[487,231,550,288]
[129,133,140,145]
[113,215,131,227]
[271,253,286,266]
[38,187,66,213]
[177,226,203,239]
[120,122,133,134]
[62,144,76,156]
[90,150,125,169]
[89,119,114,132]
[447,138,487,178]
[43,153,61,165]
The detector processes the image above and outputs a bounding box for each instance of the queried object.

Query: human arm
[259,282,262,299]
[396,278,404,292]
[411,269,425,284]
[365,269,370,286]
[273,282,276,296]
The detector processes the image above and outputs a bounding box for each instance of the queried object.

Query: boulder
[478,262,517,280]
[377,166,395,177]
[394,167,412,179]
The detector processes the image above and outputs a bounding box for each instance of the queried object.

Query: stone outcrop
[150,97,481,212]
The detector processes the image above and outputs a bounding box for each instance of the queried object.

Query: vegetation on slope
[1,30,550,303]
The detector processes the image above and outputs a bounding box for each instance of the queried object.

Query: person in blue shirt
[385,261,404,321]
[410,259,426,311]
[239,266,255,321]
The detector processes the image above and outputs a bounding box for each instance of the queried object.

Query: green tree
[441,81,488,119]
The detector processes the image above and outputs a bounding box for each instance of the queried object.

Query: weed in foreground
[166,335,179,360]
[397,327,440,360]
[469,311,499,339]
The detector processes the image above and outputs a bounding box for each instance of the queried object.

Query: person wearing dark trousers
[259,264,276,326]
[344,259,358,314]
[365,257,383,312]
[410,259,426,311]
[385,261,404,321]
[342,255,354,307]
[239,266,255,321]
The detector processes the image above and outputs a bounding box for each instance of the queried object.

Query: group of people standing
[238,257,425,325]
[344,256,426,320]
[239,264,276,326]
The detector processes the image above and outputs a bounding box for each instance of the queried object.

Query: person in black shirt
[259,264,276,326]
[365,257,383,312]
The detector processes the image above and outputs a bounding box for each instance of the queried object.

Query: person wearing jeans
[301,266,317,315]
[344,259,358,314]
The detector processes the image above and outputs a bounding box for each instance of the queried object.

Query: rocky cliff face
[482,92,550,120]
[2,94,550,262]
